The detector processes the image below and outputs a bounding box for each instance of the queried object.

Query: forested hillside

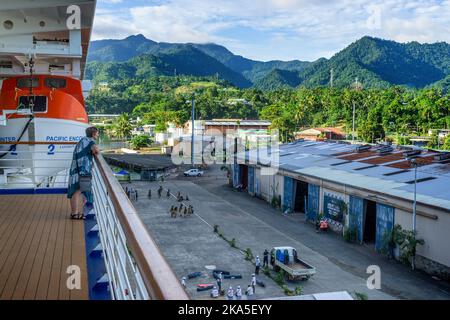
[87,35,450,90]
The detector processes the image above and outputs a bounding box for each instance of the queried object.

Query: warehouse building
[231,140,450,279]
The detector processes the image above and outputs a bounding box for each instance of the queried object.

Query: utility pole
[352,101,356,144]
[411,158,418,270]
[191,95,195,166]
[330,68,334,88]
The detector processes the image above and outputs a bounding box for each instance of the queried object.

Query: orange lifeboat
[0,75,90,188]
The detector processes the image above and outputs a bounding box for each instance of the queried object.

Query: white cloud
[92,0,450,60]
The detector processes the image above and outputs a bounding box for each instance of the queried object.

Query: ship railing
[0,142,72,189]
[92,153,188,300]
[0,141,188,300]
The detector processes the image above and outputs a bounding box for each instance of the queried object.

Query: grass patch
[354,292,368,300]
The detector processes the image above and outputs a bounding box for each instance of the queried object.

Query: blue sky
[94,0,450,62]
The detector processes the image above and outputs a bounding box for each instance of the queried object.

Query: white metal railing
[91,159,149,300]
[92,154,188,300]
[0,146,73,189]
[0,139,188,299]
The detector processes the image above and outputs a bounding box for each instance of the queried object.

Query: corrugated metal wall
[375,203,395,252]
[283,176,294,213]
[349,195,364,243]
[260,173,270,201]
[255,168,261,197]
[307,184,320,221]
[247,166,255,195]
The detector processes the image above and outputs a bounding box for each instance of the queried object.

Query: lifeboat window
[45,77,67,89]
[18,96,47,113]
[17,77,39,88]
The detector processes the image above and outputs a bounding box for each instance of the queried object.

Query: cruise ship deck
[0,0,187,300]
[0,194,88,300]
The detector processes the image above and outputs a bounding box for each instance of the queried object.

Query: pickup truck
[183,168,204,177]
[270,246,316,281]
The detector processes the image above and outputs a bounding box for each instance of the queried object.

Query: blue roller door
[232,163,240,187]
[375,204,395,252]
[248,167,255,194]
[283,176,294,213]
[349,195,364,243]
[307,184,320,221]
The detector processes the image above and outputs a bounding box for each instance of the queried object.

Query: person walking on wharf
[263,249,269,268]
[210,286,219,298]
[255,256,261,275]
[246,285,253,297]
[251,274,256,293]
[235,286,242,300]
[216,272,222,292]
[227,286,234,300]
[158,186,162,198]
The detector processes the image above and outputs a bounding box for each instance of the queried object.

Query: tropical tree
[130,135,152,150]
[113,114,132,139]
[443,135,450,151]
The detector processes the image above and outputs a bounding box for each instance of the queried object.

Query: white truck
[270,246,316,281]
[183,168,204,177]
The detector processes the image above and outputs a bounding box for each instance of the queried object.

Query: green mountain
[296,36,450,89]
[86,45,252,88]
[87,34,158,62]
[87,34,310,87]
[254,69,302,90]
[87,35,450,90]
[428,75,450,93]
[190,43,310,82]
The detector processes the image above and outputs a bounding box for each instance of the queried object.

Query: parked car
[184,168,204,177]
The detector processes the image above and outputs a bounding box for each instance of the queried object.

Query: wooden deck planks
[46,195,68,300]
[1,195,49,299]
[0,196,38,294]
[0,195,88,300]
[9,195,54,299]
[0,195,35,262]
[35,196,62,299]
[70,216,89,300]
[58,208,74,300]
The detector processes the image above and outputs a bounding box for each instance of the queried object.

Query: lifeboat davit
[0,75,89,188]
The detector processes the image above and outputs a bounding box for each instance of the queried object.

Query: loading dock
[364,200,377,243]
[240,164,248,190]
[294,180,308,213]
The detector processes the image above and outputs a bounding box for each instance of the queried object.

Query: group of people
[213,272,257,300]
[170,204,194,218]
[125,187,138,202]
[176,191,189,202]
[254,249,270,275]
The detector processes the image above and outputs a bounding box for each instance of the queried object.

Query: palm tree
[114,114,132,139]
